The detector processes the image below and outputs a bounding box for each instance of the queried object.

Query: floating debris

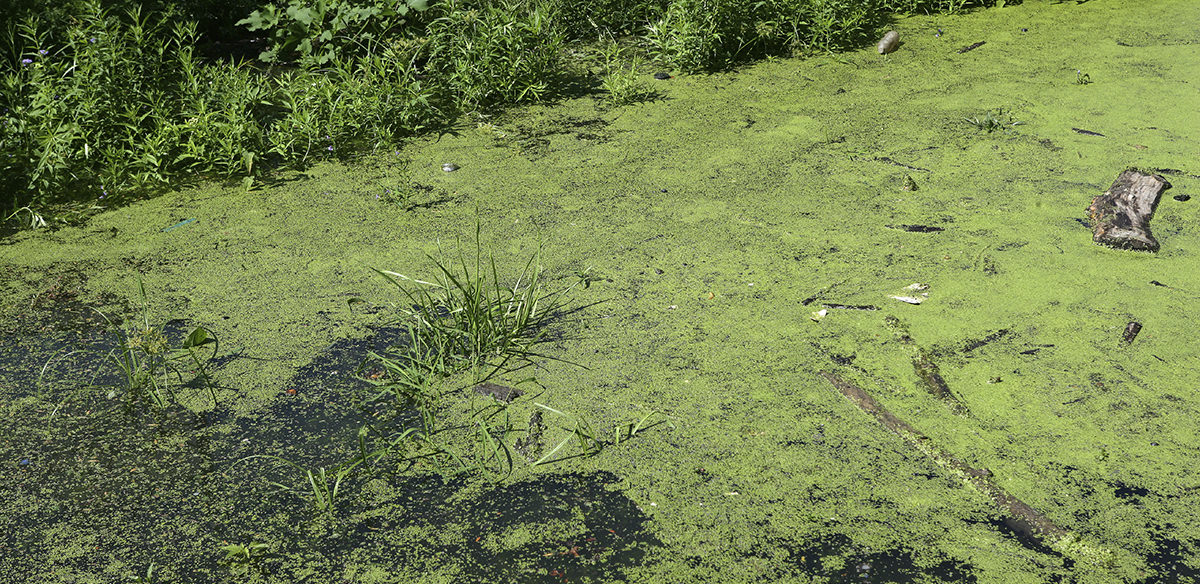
[162,218,196,232]
[889,283,929,305]
[957,41,985,54]
[886,224,942,233]
[1087,169,1171,251]
[810,309,829,322]
[653,72,671,80]
[1072,127,1105,137]
[443,163,460,172]
[1122,321,1143,345]
[877,31,900,54]
[474,382,523,403]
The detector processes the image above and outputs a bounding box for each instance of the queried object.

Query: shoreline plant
[3,0,1000,229]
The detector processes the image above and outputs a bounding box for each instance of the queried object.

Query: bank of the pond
[2,0,1199,582]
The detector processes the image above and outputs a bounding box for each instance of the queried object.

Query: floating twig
[886,224,944,233]
[957,41,986,54]
[1071,127,1105,137]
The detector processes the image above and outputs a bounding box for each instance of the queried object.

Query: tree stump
[1087,169,1171,251]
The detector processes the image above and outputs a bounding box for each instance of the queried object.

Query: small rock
[877,31,900,54]
[474,382,522,403]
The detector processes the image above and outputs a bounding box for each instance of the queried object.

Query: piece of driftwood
[820,371,1069,544]
[1087,169,1171,251]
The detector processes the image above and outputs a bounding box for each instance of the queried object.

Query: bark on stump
[1087,169,1171,251]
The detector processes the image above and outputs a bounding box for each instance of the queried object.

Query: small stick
[957,41,985,54]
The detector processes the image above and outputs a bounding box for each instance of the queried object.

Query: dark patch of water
[1113,481,1152,501]
[785,533,976,583]
[222,325,411,466]
[1139,530,1200,584]
[330,470,661,583]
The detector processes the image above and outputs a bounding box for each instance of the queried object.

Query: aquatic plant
[3,206,47,230]
[424,0,564,108]
[368,223,582,385]
[963,108,1024,133]
[236,0,432,67]
[241,454,369,518]
[126,562,164,584]
[612,409,675,445]
[90,278,220,410]
[530,402,606,466]
[219,542,269,576]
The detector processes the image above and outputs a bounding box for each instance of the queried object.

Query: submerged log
[1087,169,1171,251]
[821,371,1068,543]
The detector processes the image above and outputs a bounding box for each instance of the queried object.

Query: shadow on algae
[3,282,1199,581]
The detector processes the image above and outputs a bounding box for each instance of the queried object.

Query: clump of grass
[964,108,1024,133]
[369,223,580,383]
[239,452,372,519]
[594,40,657,107]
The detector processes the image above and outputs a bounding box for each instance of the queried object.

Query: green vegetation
[2,0,1000,228]
[963,107,1024,133]
[67,278,220,410]
[219,541,269,576]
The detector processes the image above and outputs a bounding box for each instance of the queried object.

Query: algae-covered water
[3,1,1200,582]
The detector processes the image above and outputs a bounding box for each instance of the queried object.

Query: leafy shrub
[645,0,803,72]
[236,0,432,67]
[0,0,442,219]
[424,0,564,109]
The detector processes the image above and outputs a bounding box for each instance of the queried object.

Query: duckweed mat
[3,1,1200,582]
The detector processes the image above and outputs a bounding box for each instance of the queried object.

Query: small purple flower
[21,58,32,65]
[89,37,97,43]
[38,49,47,56]
[327,145,334,151]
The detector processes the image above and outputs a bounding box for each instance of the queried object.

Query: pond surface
[2,1,1200,581]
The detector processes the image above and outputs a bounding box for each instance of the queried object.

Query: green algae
[3,1,1200,582]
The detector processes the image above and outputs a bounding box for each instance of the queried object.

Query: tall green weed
[424,0,564,109]
[0,1,442,219]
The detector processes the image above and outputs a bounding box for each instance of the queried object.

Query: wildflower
[89,37,97,43]
[326,145,334,151]
[38,49,47,56]
[21,58,32,65]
